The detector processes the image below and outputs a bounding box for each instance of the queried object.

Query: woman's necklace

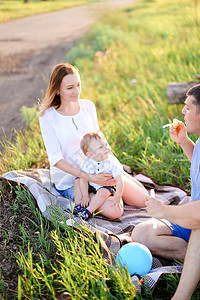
[72,117,78,130]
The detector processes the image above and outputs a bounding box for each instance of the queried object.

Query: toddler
[74,132,124,220]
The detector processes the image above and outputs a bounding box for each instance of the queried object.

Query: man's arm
[178,137,195,162]
[145,196,200,229]
[172,229,200,300]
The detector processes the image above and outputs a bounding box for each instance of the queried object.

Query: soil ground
[0,181,40,298]
[0,0,136,143]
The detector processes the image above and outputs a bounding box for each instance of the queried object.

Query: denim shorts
[55,185,74,200]
[169,222,191,242]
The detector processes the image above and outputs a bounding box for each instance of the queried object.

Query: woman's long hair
[38,63,79,117]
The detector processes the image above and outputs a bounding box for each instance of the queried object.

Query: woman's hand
[169,121,187,145]
[90,173,116,186]
[145,195,165,219]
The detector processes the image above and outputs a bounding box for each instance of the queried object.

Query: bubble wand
[162,118,180,130]
[150,189,157,230]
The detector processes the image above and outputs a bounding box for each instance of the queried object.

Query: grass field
[0,0,200,298]
[0,0,102,24]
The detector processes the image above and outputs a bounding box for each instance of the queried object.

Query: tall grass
[66,0,200,191]
[17,226,135,299]
[0,106,48,173]
[0,0,200,298]
[0,182,135,299]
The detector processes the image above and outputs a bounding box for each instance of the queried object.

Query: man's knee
[131,221,151,244]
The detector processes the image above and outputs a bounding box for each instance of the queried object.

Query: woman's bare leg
[122,171,148,207]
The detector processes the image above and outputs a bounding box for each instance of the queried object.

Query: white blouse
[39,99,100,190]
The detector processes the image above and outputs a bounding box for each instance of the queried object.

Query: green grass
[0,182,135,299]
[0,0,103,24]
[0,0,200,298]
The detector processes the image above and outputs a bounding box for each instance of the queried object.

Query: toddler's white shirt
[80,154,123,190]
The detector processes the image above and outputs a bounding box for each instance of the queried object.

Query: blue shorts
[169,222,191,242]
[55,185,74,200]
[89,184,116,196]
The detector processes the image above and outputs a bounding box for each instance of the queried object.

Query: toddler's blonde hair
[81,132,102,155]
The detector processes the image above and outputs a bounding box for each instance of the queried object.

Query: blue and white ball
[116,242,153,276]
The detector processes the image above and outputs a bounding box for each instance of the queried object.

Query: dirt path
[0,0,136,142]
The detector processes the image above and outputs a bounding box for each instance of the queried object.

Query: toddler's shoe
[75,207,93,221]
[73,204,82,214]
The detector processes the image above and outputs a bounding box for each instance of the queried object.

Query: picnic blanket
[1,168,189,292]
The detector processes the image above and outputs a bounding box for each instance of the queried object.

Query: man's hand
[145,195,165,219]
[169,121,187,145]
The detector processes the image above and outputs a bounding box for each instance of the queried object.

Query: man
[131,84,200,300]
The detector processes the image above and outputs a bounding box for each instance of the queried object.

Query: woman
[39,63,147,219]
